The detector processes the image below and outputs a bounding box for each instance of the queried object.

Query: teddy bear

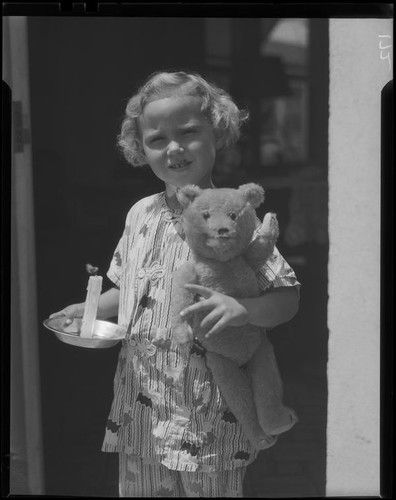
[171,183,298,450]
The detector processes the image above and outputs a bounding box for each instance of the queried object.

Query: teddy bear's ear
[176,185,202,208]
[238,183,265,208]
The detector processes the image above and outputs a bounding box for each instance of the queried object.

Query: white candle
[80,274,103,338]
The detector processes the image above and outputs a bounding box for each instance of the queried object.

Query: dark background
[26,17,328,496]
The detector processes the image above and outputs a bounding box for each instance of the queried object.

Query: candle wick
[86,263,99,276]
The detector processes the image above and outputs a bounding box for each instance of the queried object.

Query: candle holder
[43,317,126,349]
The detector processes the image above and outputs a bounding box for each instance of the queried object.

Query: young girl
[50,71,300,497]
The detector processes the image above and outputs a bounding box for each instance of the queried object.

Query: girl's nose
[167,141,184,156]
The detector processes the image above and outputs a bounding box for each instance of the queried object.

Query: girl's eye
[150,137,164,145]
[182,128,197,135]
[228,212,237,221]
[202,211,210,220]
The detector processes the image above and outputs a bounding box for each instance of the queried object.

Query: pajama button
[146,344,157,356]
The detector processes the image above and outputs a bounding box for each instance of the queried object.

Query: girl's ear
[238,183,265,208]
[176,185,202,208]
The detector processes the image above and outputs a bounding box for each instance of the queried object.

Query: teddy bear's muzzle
[217,227,230,236]
[206,233,236,247]
[208,226,237,239]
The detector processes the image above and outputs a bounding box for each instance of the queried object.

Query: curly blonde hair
[117,71,249,167]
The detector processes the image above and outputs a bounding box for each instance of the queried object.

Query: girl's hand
[180,284,248,339]
[49,303,85,327]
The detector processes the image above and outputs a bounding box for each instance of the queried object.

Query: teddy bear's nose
[217,227,229,236]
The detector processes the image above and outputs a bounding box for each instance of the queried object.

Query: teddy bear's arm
[245,213,279,272]
[171,262,198,344]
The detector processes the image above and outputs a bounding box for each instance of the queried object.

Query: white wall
[327,18,392,496]
[4,16,44,494]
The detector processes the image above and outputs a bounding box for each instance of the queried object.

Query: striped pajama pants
[119,453,246,497]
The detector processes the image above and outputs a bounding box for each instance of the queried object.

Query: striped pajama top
[101,191,301,472]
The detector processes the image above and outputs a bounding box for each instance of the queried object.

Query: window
[204,18,327,182]
[260,19,310,168]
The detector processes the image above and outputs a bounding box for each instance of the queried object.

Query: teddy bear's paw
[260,213,279,240]
[260,408,299,436]
[172,324,193,345]
[255,433,277,450]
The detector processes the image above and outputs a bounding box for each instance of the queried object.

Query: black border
[1,2,394,17]
[1,82,12,500]
[380,79,394,500]
[1,2,394,498]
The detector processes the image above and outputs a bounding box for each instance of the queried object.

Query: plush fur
[171,183,298,449]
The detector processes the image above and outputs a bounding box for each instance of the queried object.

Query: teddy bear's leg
[205,351,276,450]
[247,336,298,436]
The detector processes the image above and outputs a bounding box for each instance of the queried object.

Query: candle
[80,264,103,338]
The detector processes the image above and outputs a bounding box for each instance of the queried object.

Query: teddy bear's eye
[228,212,237,221]
[202,211,210,220]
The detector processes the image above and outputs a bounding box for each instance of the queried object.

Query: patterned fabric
[119,453,246,497]
[102,191,300,472]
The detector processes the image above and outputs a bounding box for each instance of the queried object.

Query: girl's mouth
[169,160,191,170]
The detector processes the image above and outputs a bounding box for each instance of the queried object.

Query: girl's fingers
[200,309,221,330]
[49,307,81,327]
[180,300,213,317]
[205,318,228,338]
[49,310,67,319]
[48,310,74,327]
[184,284,213,299]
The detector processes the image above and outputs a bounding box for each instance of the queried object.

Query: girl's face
[138,95,219,195]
